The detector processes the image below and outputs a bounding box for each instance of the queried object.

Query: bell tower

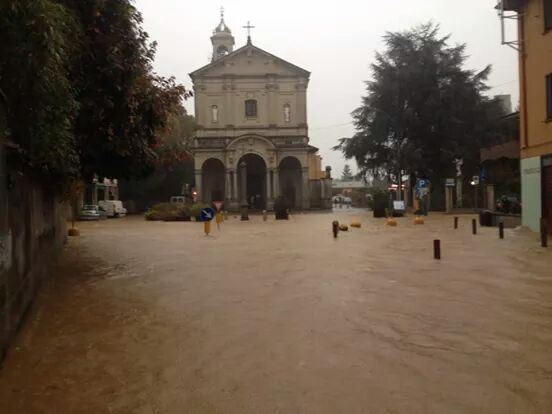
[211,8,235,62]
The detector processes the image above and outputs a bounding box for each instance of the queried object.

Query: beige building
[190,13,330,210]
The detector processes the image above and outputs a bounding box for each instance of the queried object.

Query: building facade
[501,0,552,232]
[189,14,331,210]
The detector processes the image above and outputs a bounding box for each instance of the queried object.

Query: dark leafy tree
[334,23,505,186]
[119,113,197,210]
[1,0,192,193]
[0,0,80,183]
[62,0,191,181]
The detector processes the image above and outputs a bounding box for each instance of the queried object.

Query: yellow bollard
[68,227,80,236]
[339,224,349,231]
[386,218,398,227]
[215,212,222,229]
[414,216,424,225]
[204,220,211,236]
[351,222,361,228]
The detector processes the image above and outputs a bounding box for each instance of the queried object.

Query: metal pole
[499,222,504,239]
[433,240,441,260]
[472,218,477,235]
[541,218,548,248]
[332,221,339,238]
[454,216,458,229]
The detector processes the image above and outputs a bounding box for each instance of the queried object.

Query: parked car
[80,205,101,221]
[170,196,186,204]
[98,200,127,218]
[496,195,522,214]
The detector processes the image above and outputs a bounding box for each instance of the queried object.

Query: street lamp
[470,180,478,209]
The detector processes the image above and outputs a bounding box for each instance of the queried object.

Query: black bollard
[332,221,339,238]
[499,222,504,239]
[433,239,441,260]
[454,216,458,229]
[472,218,477,235]
[541,218,548,248]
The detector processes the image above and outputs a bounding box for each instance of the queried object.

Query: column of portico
[225,169,232,205]
[266,169,273,210]
[194,169,202,202]
[301,166,310,209]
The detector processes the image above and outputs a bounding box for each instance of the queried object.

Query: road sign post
[200,207,215,236]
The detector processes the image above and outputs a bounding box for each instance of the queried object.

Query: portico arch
[238,153,267,210]
[202,158,225,205]
[279,156,302,209]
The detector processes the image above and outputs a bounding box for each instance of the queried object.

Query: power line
[488,79,518,89]
[310,121,353,131]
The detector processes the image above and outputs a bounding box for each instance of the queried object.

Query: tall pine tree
[334,23,504,192]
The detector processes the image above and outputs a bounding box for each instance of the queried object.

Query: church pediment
[190,44,310,80]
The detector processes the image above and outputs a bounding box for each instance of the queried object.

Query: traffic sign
[200,207,215,221]
[417,179,429,189]
[213,201,223,211]
[472,175,480,185]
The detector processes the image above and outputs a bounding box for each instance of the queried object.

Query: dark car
[496,195,521,214]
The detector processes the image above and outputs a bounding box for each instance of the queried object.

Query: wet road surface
[1,211,552,413]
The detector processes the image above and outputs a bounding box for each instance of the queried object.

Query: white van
[98,200,127,218]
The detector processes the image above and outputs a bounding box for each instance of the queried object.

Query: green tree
[62,0,190,182]
[1,0,191,193]
[334,23,504,186]
[341,164,354,180]
[119,112,196,210]
[0,0,80,183]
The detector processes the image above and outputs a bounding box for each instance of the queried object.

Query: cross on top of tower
[243,20,255,44]
[220,6,224,19]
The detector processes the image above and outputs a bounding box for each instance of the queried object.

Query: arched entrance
[279,156,302,209]
[238,153,267,210]
[202,158,225,205]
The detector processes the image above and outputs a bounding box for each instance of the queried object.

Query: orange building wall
[520,0,552,159]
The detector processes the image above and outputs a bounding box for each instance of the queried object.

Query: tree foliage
[0,0,80,181]
[334,23,505,183]
[0,0,191,190]
[341,164,354,180]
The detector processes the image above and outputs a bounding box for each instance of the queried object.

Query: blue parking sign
[417,179,428,189]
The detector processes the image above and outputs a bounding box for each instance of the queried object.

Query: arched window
[216,46,229,58]
[211,105,219,123]
[283,103,291,123]
[245,99,257,118]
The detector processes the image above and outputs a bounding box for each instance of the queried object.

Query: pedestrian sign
[200,207,215,221]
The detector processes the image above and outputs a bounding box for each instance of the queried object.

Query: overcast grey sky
[134,0,519,177]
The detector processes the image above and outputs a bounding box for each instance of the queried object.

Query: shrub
[274,196,289,220]
[144,202,207,221]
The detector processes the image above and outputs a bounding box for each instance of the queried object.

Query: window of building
[245,99,257,118]
[283,103,291,122]
[545,0,552,31]
[211,105,219,123]
[547,74,552,120]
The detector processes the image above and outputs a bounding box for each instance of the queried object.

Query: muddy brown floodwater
[1,211,552,413]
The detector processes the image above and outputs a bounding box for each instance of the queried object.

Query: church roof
[189,42,310,80]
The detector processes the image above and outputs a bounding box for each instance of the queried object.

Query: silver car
[80,205,102,221]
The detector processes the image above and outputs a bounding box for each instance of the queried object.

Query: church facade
[189,13,331,210]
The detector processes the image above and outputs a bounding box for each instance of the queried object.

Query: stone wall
[0,168,69,361]
[309,179,332,209]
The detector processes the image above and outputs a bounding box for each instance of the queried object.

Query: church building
[189,12,331,210]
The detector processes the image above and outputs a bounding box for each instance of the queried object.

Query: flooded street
[1,211,552,413]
